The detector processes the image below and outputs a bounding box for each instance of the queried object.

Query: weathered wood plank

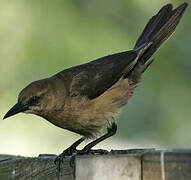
[76,154,141,180]
[0,154,74,180]
[142,150,191,180]
[75,149,153,180]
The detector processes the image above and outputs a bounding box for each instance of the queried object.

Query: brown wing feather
[54,50,138,99]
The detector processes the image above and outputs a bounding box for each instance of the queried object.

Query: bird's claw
[55,154,65,180]
[54,149,76,180]
[69,149,109,168]
[54,148,108,179]
[77,148,109,155]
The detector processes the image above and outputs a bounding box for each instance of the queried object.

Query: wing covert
[55,50,138,99]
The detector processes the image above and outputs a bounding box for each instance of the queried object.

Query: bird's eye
[29,96,40,105]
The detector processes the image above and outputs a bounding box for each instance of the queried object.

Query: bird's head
[3,79,51,119]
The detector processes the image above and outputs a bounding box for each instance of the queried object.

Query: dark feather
[54,50,138,99]
[127,3,188,82]
[54,3,187,99]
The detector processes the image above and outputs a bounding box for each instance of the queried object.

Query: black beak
[3,102,28,120]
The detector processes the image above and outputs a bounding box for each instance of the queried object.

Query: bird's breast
[42,78,137,137]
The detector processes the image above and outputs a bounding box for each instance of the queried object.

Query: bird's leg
[55,137,85,163]
[79,123,117,155]
[54,137,85,179]
[68,123,117,171]
[62,137,85,155]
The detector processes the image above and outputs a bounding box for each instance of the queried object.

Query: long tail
[128,3,188,82]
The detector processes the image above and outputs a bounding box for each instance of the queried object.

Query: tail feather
[135,4,173,49]
[128,3,188,82]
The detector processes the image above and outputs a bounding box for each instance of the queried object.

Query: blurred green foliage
[0,0,190,156]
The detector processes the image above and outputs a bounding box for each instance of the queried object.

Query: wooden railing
[0,149,191,180]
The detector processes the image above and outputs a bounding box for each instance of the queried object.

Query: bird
[3,2,187,166]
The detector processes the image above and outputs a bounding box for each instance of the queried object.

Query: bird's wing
[53,3,187,99]
[55,50,139,99]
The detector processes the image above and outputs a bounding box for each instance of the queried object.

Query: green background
[0,0,190,156]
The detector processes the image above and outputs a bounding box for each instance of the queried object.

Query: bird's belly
[44,78,136,137]
[46,112,106,138]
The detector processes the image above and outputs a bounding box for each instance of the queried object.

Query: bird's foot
[54,148,108,179]
[54,149,74,167]
[77,148,109,155]
[69,148,109,168]
[54,148,78,180]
